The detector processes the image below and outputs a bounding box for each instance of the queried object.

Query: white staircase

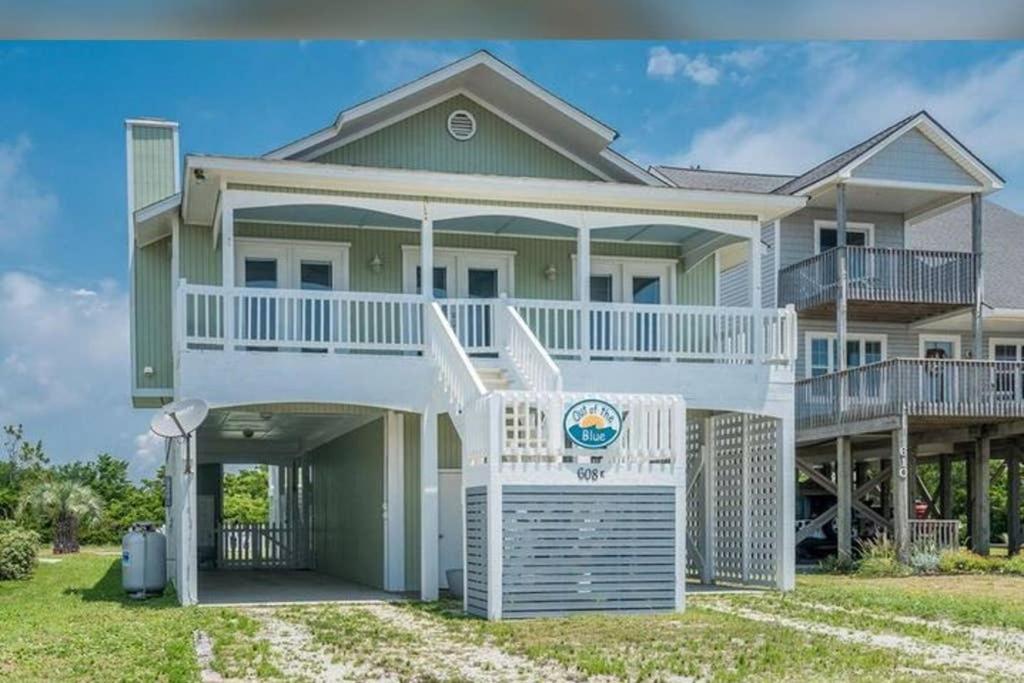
[475,365,512,392]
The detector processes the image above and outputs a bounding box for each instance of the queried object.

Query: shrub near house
[0,520,38,580]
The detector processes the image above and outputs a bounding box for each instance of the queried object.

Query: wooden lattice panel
[685,419,705,578]
[746,415,779,585]
[712,414,746,583]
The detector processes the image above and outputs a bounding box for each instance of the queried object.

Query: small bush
[1001,554,1024,575]
[937,548,995,574]
[909,539,940,574]
[857,556,912,578]
[0,520,39,581]
[819,554,856,574]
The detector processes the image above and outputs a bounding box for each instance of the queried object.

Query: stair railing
[502,301,563,392]
[425,301,487,416]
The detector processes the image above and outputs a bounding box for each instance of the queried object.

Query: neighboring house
[657,111,1022,562]
[129,51,801,617]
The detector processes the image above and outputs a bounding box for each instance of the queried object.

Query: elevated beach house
[128,51,803,617]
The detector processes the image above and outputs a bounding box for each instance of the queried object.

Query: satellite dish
[150,398,209,438]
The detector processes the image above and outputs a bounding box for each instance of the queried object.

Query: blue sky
[1,40,1023,477]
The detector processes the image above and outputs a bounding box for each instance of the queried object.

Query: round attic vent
[447,110,477,141]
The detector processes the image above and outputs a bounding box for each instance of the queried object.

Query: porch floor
[198,570,408,606]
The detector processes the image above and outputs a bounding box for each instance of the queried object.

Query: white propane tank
[122,522,167,597]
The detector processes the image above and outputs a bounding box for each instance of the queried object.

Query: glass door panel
[590,274,614,353]
[244,258,278,347]
[632,276,661,354]
[467,268,497,348]
[300,261,332,351]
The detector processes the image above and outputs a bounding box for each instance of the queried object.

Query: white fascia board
[263,51,616,160]
[125,118,179,129]
[134,192,182,246]
[599,149,663,186]
[186,154,806,223]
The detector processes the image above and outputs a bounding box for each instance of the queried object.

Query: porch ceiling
[197,406,383,464]
[807,183,966,218]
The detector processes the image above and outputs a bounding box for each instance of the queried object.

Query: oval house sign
[563,399,622,450]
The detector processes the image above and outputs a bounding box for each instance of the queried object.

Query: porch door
[994,342,1024,401]
[438,471,462,590]
[589,272,616,353]
[241,250,283,347]
[630,273,664,354]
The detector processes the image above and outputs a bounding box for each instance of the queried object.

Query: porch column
[421,206,434,301]
[836,437,853,560]
[168,433,198,605]
[1009,445,1022,556]
[221,194,235,352]
[384,412,406,592]
[907,446,918,518]
[971,436,991,555]
[835,183,848,372]
[971,192,984,359]
[891,412,910,563]
[420,405,439,600]
[750,231,763,309]
[776,405,796,591]
[577,222,591,361]
[939,454,953,519]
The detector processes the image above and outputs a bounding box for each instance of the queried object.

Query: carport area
[198,569,404,606]
[189,403,413,606]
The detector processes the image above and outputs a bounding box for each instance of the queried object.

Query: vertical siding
[719,262,750,307]
[680,256,716,305]
[308,418,385,588]
[853,129,976,186]
[180,224,222,285]
[134,237,173,390]
[314,94,600,181]
[131,125,176,209]
[438,414,461,469]
[779,207,906,270]
[403,413,421,591]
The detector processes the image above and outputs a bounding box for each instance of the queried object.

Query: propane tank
[122,522,167,598]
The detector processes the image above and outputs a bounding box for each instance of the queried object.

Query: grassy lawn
[0,548,275,682]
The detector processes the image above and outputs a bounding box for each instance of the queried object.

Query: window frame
[805,332,888,377]
[813,220,876,255]
[918,334,962,359]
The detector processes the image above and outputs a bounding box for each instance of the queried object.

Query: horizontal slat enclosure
[465,487,488,618]
[500,486,677,618]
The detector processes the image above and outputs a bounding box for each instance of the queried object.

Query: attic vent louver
[447,110,476,141]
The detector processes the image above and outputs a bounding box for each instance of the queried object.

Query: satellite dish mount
[150,398,209,474]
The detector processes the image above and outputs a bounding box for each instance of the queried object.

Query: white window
[234,238,350,291]
[806,333,886,377]
[814,220,875,254]
[990,338,1024,362]
[401,246,515,298]
[571,255,678,304]
[919,334,961,359]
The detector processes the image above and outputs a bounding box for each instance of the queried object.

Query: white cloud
[0,271,154,479]
[662,46,1024,193]
[0,136,58,244]
[720,47,768,71]
[134,431,165,472]
[371,44,461,86]
[646,46,720,85]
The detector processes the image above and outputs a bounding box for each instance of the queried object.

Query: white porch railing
[502,303,563,392]
[909,519,961,550]
[425,302,487,416]
[178,282,797,367]
[214,523,308,569]
[513,299,797,364]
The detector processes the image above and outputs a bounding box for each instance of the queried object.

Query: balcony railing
[778,247,978,312]
[178,282,798,367]
[797,358,1024,431]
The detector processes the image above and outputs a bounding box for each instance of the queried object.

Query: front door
[438,471,462,590]
[994,342,1024,401]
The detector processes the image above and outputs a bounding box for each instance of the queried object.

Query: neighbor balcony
[796,358,1024,439]
[778,247,979,322]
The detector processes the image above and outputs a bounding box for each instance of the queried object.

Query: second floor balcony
[778,246,979,322]
[796,358,1024,440]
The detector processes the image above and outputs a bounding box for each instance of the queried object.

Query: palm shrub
[0,520,39,580]
[19,479,102,554]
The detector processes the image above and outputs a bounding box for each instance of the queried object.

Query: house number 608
[577,467,606,481]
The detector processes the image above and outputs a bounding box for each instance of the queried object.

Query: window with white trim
[807,333,886,377]
[814,221,875,254]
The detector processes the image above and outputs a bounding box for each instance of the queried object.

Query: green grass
[795,573,1024,630]
[407,599,952,682]
[0,548,275,682]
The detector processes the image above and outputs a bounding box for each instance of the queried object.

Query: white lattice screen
[701,412,781,588]
[685,419,705,578]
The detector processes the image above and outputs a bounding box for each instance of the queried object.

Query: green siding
[233,222,712,303]
[313,94,599,181]
[131,125,176,209]
[307,418,385,588]
[134,237,173,390]
[180,223,222,285]
[438,414,461,469]
[680,256,717,306]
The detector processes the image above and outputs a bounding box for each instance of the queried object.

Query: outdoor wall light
[544,264,557,281]
[369,253,384,273]
[242,428,255,439]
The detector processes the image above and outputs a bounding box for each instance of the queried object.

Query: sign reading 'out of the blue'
[563,399,622,449]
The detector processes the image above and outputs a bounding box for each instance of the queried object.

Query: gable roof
[773,111,1004,196]
[265,50,659,185]
[651,166,794,194]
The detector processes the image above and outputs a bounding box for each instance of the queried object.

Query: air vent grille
[447,110,477,141]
